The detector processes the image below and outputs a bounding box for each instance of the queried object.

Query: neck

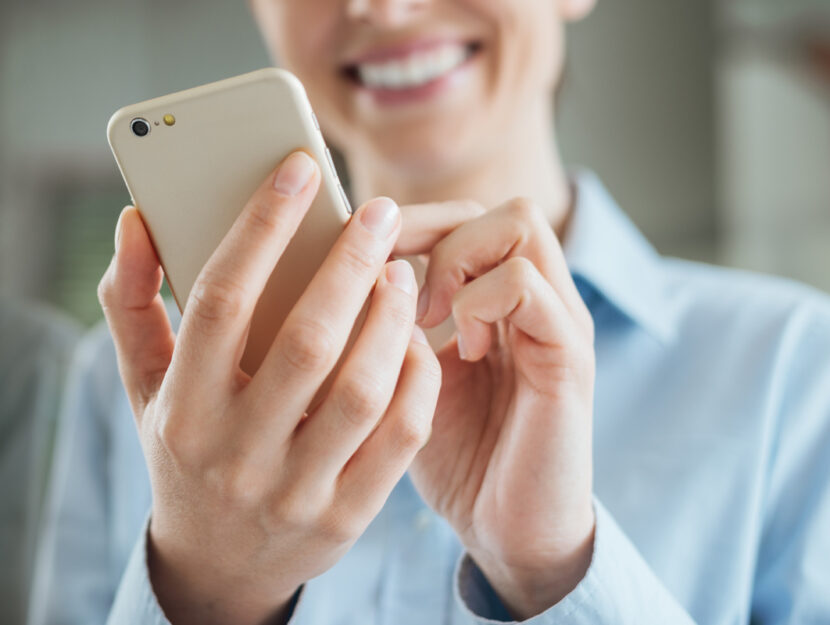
[345,98,573,236]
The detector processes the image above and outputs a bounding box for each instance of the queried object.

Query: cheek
[270,5,331,74]
[265,4,356,148]
[486,0,563,94]
[263,4,333,90]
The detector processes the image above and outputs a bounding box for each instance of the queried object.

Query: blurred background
[2,0,830,325]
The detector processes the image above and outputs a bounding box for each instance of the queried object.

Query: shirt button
[414,509,432,532]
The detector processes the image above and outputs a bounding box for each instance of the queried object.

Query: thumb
[98,206,175,418]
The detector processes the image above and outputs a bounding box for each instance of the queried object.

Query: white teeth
[356,43,470,90]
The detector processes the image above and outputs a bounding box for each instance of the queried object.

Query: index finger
[417,199,588,331]
[170,151,321,390]
[246,197,402,426]
[394,200,486,256]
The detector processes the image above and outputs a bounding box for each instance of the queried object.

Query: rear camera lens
[130,118,150,137]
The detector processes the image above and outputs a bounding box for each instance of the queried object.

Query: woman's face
[252,0,594,180]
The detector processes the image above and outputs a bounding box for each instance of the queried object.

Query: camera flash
[163,114,176,126]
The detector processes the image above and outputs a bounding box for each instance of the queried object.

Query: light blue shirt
[0,300,80,625]
[30,172,830,624]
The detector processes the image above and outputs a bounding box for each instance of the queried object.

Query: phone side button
[325,148,338,175]
[339,184,353,215]
[311,111,321,131]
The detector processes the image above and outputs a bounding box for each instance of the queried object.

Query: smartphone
[107,68,356,378]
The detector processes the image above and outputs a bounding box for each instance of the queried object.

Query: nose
[346,0,432,27]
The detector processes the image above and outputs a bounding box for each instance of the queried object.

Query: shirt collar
[563,170,677,343]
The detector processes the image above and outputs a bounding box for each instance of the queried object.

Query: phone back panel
[108,68,353,376]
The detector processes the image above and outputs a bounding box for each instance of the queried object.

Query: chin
[365,118,481,185]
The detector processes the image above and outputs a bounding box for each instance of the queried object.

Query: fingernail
[416,286,430,322]
[457,334,469,360]
[412,325,430,346]
[360,197,399,239]
[274,151,316,196]
[386,260,416,296]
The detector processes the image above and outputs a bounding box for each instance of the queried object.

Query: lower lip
[352,52,479,107]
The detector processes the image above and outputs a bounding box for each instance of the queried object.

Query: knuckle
[97,270,116,308]
[155,415,179,454]
[429,243,465,289]
[505,256,538,284]
[407,337,443,386]
[381,294,414,329]
[506,197,538,222]
[280,318,338,374]
[189,273,246,329]
[270,485,328,532]
[318,509,361,543]
[395,412,432,450]
[335,374,386,427]
[243,197,287,236]
[339,239,378,277]
[156,415,203,466]
[450,288,467,318]
[417,352,443,388]
[206,462,266,509]
[428,237,451,268]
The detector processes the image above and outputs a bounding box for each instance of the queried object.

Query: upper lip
[341,37,480,68]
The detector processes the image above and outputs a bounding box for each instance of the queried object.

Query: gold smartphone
[107,68,355,376]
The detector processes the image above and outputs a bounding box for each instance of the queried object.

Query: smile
[343,41,482,92]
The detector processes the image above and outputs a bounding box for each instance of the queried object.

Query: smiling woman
[26,2,830,625]
[251,0,587,203]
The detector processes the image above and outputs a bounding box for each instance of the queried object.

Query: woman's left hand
[395,198,596,620]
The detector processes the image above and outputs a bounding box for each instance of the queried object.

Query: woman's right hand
[97,151,441,625]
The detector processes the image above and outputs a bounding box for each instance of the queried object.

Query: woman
[31,1,830,624]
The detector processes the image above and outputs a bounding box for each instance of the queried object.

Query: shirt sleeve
[454,497,697,624]
[0,302,80,625]
[106,514,170,625]
[107,515,307,625]
[27,328,120,625]
[749,299,830,623]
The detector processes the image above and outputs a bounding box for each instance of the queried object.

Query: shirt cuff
[453,497,696,624]
[107,513,307,625]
